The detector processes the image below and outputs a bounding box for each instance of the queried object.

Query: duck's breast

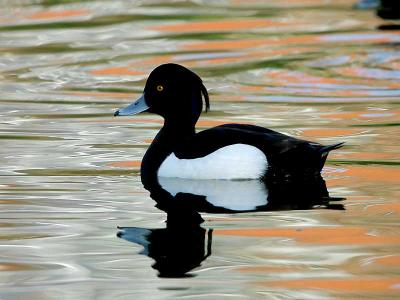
[157,143,268,180]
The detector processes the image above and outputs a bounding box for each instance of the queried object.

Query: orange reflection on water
[389,61,400,70]
[332,151,400,161]
[28,9,90,20]
[184,35,319,51]
[375,255,400,266]
[236,265,304,273]
[363,204,400,216]
[189,48,312,68]
[343,166,400,185]
[265,69,348,85]
[0,262,36,271]
[187,55,250,67]
[238,67,397,97]
[91,55,175,77]
[90,67,144,76]
[301,128,361,138]
[108,161,141,168]
[327,165,400,191]
[215,227,400,245]
[132,55,175,68]
[0,200,29,205]
[197,120,235,127]
[184,31,398,54]
[337,66,400,86]
[184,39,268,51]
[90,55,175,76]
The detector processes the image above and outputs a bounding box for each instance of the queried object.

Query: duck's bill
[114,94,149,116]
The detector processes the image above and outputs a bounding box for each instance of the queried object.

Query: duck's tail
[321,142,345,154]
[319,142,345,170]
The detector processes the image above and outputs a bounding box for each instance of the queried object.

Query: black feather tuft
[200,83,210,113]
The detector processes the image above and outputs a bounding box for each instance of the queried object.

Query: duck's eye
[156,85,164,92]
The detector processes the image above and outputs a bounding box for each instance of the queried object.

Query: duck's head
[114,63,209,126]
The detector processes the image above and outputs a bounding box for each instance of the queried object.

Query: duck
[114,63,343,186]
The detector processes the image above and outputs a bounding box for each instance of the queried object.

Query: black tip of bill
[114,110,120,117]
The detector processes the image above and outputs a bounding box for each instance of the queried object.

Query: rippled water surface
[1,1,400,299]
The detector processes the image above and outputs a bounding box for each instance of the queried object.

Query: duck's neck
[164,119,196,138]
[140,120,196,189]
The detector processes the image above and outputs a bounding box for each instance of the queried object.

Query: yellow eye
[156,85,164,92]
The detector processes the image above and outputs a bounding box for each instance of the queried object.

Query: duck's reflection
[117,176,344,277]
[157,176,344,212]
[117,225,212,278]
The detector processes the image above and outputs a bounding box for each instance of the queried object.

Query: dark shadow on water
[117,175,344,278]
[117,224,212,278]
[378,24,400,30]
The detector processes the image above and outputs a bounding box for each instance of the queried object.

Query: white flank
[159,177,268,211]
[158,143,268,180]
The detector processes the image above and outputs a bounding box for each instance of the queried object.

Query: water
[1,1,399,299]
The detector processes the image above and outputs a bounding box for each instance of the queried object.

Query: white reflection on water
[160,177,269,211]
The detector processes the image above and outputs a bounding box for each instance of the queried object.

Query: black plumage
[114,63,343,184]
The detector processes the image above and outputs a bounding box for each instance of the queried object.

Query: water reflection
[118,176,343,277]
[117,220,212,278]
[153,175,344,213]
